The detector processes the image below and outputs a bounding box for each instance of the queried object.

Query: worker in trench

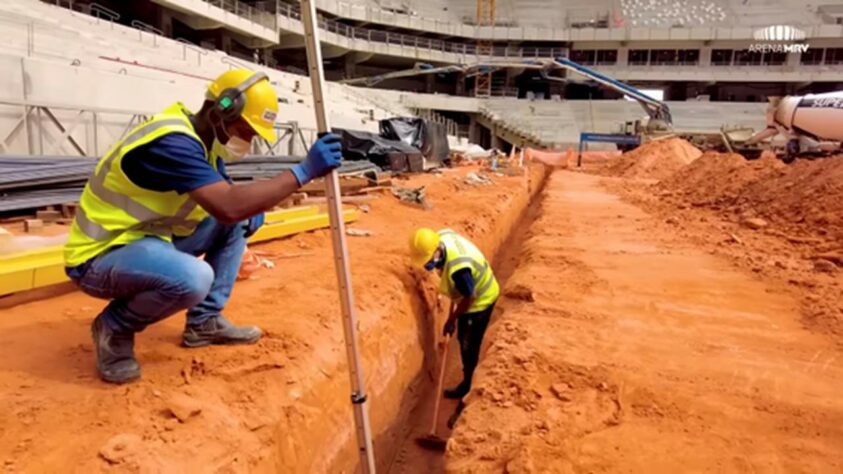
[63,69,343,384]
[410,228,500,399]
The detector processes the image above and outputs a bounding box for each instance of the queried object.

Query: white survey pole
[298,1,377,472]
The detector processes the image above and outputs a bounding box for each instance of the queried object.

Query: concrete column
[468,116,482,144]
[699,48,712,67]
[456,73,466,96]
[425,74,435,93]
[221,36,233,54]
[617,47,629,67]
[344,54,357,79]
[158,9,174,37]
[786,52,800,67]
[491,133,505,150]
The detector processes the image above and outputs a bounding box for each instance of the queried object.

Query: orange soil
[0,164,547,473]
[658,152,843,244]
[614,154,843,340]
[446,171,843,472]
[608,138,702,180]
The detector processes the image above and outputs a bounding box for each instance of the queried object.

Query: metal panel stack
[0,156,380,214]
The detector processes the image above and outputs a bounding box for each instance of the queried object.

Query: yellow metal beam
[249,208,358,243]
[0,245,66,295]
[265,205,319,224]
[0,206,358,297]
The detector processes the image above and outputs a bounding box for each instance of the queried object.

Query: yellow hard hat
[409,228,441,268]
[207,69,278,142]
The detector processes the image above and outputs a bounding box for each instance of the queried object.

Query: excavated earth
[3,148,843,473]
[0,165,547,473]
[446,157,843,472]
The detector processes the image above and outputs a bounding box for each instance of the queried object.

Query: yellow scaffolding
[0,206,359,297]
[475,0,496,98]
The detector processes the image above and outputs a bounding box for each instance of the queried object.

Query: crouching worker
[64,69,344,384]
[409,228,500,399]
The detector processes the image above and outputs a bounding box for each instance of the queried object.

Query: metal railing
[46,1,121,26]
[276,2,569,60]
[0,97,152,157]
[130,19,163,46]
[206,0,277,30]
[175,38,209,66]
[316,0,614,35]
[9,7,215,70]
[221,55,254,70]
[0,97,314,157]
[87,2,119,25]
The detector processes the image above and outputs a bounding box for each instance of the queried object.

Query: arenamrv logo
[749,25,809,53]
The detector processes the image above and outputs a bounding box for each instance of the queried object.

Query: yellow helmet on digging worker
[206,69,279,142]
[410,228,441,268]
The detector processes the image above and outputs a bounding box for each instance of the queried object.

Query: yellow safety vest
[438,229,500,313]
[64,102,218,267]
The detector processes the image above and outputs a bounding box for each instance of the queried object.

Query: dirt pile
[609,151,842,338]
[659,153,843,243]
[608,138,702,180]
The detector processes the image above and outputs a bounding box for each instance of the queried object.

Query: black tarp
[379,117,425,149]
[334,128,424,172]
[380,117,450,163]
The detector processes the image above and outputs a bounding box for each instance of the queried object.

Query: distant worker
[410,228,500,399]
[64,69,343,384]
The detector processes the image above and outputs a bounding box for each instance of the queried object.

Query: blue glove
[244,212,264,238]
[291,133,342,185]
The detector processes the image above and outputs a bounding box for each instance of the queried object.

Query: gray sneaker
[182,315,262,348]
[91,314,141,384]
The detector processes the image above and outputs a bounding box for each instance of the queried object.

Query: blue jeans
[68,217,248,333]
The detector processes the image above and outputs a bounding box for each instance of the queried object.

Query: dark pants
[456,300,496,388]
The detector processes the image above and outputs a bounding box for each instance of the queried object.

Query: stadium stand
[0,0,413,156]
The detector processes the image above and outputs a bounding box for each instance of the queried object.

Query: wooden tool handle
[429,334,450,435]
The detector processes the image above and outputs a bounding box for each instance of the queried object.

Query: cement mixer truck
[739,91,843,162]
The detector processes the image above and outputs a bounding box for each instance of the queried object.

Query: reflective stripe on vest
[437,229,499,312]
[85,118,200,231]
[473,270,496,298]
[64,102,213,267]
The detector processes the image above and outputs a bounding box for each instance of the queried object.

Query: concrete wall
[0,53,204,156]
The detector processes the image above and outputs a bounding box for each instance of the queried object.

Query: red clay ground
[0,165,545,473]
[618,152,843,339]
[3,149,842,473]
[446,170,843,472]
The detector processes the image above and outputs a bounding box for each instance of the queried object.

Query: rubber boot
[444,380,471,399]
[182,315,262,348]
[91,314,141,384]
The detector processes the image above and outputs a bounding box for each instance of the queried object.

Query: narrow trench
[385,174,550,473]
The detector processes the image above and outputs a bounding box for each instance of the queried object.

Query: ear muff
[213,72,269,123]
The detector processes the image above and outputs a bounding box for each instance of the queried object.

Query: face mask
[211,116,251,162]
[223,135,251,161]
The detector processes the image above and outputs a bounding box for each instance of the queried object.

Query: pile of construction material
[336,117,450,173]
[0,156,379,214]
